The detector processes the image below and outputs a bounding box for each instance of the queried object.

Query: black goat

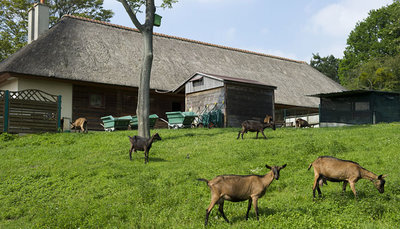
[128,133,161,163]
[237,120,275,139]
[295,118,311,128]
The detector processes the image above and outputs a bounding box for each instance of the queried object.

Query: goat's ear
[280,164,287,169]
[265,164,272,169]
[379,174,387,179]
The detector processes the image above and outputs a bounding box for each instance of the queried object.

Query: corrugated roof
[0,15,346,108]
[311,90,400,98]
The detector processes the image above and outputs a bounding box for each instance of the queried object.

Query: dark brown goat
[295,118,311,128]
[198,164,286,226]
[308,156,387,199]
[128,133,161,163]
[237,120,276,139]
[70,117,88,133]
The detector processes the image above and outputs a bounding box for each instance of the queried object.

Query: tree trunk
[137,29,153,138]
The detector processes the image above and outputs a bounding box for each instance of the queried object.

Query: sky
[103,0,393,63]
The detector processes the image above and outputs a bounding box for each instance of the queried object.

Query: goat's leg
[246,199,252,220]
[349,182,357,198]
[218,201,229,223]
[143,146,149,164]
[129,146,134,160]
[237,131,241,139]
[205,195,219,226]
[312,175,320,199]
[316,185,322,196]
[342,181,348,193]
[256,131,259,139]
[251,196,259,220]
[261,130,267,139]
[144,151,148,164]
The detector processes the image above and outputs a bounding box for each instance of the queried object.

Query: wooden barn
[175,73,276,127]
[0,3,345,130]
[313,90,400,127]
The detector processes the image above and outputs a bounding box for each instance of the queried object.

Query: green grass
[1,123,400,228]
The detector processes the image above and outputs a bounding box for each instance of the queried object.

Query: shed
[312,90,400,127]
[175,73,276,127]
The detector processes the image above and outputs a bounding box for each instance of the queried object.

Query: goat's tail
[307,163,313,170]
[197,178,209,184]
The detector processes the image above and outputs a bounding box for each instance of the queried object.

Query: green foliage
[345,54,400,91]
[0,133,18,142]
[310,53,341,83]
[339,1,400,90]
[1,124,400,228]
[0,0,113,62]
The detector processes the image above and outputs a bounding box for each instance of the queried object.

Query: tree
[355,55,400,91]
[339,1,400,89]
[310,53,340,83]
[0,0,113,62]
[119,0,176,138]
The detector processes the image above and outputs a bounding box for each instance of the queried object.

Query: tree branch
[118,0,144,32]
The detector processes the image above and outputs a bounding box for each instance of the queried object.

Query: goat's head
[153,133,162,141]
[264,115,273,123]
[266,164,287,180]
[373,174,387,193]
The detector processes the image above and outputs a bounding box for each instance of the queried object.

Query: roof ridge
[62,15,307,64]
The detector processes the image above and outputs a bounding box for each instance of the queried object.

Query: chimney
[28,0,49,44]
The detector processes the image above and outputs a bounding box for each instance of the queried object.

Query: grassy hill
[1,124,400,228]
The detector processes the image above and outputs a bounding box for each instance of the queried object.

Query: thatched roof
[0,15,345,108]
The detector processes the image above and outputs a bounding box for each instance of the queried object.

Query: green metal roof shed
[312,90,400,127]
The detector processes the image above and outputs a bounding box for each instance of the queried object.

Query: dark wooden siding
[73,85,184,130]
[0,96,4,131]
[185,87,225,114]
[225,83,274,127]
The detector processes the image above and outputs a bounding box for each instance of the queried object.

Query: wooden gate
[0,89,62,134]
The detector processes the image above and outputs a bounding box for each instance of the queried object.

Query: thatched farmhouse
[0,3,345,130]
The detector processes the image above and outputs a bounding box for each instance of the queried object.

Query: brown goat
[308,156,387,199]
[128,133,161,163]
[295,118,311,128]
[70,117,88,133]
[237,120,276,139]
[198,164,286,226]
[264,115,273,124]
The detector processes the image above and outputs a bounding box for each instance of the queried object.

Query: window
[193,78,204,87]
[89,94,104,108]
[355,102,369,111]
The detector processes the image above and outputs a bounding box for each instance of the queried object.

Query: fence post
[4,90,9,132]
[57,95,62,131]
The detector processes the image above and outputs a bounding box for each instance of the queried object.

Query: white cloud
[309,0,392,37]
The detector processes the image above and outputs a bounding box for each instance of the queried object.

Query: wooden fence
[0,89,62,134]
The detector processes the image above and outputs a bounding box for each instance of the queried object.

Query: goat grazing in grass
[308,156,387,199]
[237,120,276,139]
[198,164,286,226]
[295,118,311,128]
[128,133,161,163]
[70,117,88,133]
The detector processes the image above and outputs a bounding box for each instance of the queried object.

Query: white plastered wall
[0,77,19,91]
[13,78,73,120]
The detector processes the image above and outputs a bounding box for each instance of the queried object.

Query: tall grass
[1,123,400,228]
